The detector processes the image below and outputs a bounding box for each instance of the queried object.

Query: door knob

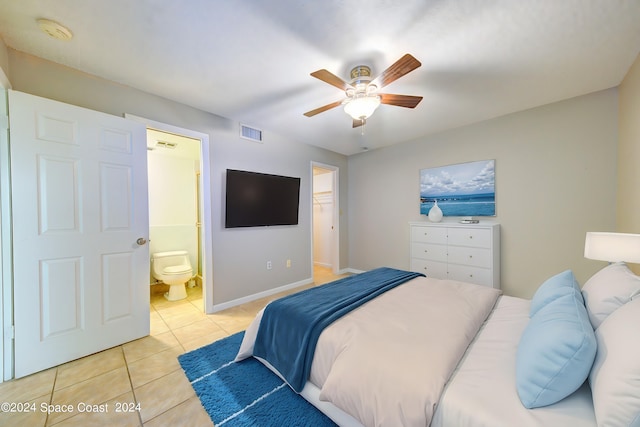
[136,238,147,246]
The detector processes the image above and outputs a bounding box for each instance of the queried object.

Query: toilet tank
[151,251,191,274]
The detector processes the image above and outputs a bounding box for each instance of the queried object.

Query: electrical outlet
[266,261,272,270]
[286,259,291,268]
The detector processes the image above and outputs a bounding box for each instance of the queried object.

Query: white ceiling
[1,1,639,156]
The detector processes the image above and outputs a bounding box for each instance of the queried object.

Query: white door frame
[311,162,340,275]
[125,115,213,313]
[0,67,11,382]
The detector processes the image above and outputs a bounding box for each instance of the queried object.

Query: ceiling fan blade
[379,93,423,108]
[304,100,344,117]
[352,119,364,128]
[370,54,422,89]
[310,69,354,91]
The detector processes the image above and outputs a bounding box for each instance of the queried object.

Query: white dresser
[409,222,500,288]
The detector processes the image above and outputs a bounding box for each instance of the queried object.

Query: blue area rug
[178,332,337,427]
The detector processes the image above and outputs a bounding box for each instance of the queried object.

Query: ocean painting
[420,160,495,217]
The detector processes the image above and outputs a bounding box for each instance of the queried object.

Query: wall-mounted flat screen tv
[420,159,496,217]
[225,169,301,228]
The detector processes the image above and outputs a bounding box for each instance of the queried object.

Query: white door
[9,90,150,378]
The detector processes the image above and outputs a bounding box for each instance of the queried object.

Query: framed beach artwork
[419,159,496,217]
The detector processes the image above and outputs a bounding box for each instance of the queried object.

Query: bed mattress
[240,275,500,426]
[300,295,597,427]
[240,278,598,426]
[430,295,597,427]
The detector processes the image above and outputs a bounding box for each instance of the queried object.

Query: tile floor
[0,266,346,427]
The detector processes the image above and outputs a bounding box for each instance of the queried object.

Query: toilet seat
[163,265,191,275]
[151,251,193,301]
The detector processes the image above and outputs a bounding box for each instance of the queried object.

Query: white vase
[428,200,443,222]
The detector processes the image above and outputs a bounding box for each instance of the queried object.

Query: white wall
[0,41,8,81]
[7,49,349,308]
[0,59,10,381]
[617,52,640,274]
[4,47,625,302]
[147,151,198,273]
[348,89,618,298]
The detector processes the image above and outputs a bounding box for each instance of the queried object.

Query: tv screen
[225,169,301,228]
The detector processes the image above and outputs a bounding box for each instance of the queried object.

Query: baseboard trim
[313,261,332,268]
[343,267,365,274]
[211,277,314,313]
[209,268,366,313]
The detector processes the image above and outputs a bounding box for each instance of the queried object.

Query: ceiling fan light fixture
[304,54,422,125]
[344,95,381,120]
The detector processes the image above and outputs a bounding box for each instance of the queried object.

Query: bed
[236,264,640,427]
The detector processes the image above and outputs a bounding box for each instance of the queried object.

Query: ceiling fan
[304,53,423,127]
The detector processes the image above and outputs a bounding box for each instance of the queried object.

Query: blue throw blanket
[252,267,424,392]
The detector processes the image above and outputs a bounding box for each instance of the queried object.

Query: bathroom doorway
[125,114,212,317]
[311,162,339,278]
[147,129,202,306]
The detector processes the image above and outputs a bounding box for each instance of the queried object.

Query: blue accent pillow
[529,270,582,317]
[516,290,597,408]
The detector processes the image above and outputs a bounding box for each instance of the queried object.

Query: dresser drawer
[447,265,493,287]
[411,242,447,262]
[410,222,500,289]
[411,226,447,244]
[447,227,492,248]
[447,246,491,268]
[410,259,447,279]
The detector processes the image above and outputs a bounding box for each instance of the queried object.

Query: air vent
[240,124,263,143]
[155,141,177,149]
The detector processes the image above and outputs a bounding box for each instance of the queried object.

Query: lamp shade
[344,95,381,120]
[584,232,640,263]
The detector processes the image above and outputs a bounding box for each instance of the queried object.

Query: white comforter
[238,276,501,427]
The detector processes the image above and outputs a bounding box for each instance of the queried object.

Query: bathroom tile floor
[0,266,347,427]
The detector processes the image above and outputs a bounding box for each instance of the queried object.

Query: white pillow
[589,297,640,427]
[581,262,640,329]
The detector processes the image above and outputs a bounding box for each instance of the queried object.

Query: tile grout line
[121,345,144,427]
[2,268,340,427]
[44,368,59,427]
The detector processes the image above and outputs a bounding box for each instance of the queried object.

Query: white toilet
[151,251,193,301]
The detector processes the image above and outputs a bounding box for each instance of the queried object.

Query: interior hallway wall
[617,52,640,274]
[6,49,349,309]
[0,52,10,381]
[348,89,618,298]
